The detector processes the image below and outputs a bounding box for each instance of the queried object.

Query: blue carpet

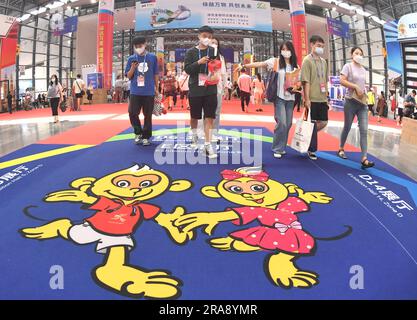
[0,126,416,300]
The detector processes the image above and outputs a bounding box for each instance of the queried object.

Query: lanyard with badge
[311,54,326,93]
[198,48,209,87]
[136,53,147,87]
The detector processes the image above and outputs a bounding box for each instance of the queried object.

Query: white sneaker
[191,134,199,148]
[211,134,220,143]
[273,153,282,159]
[205,144,218,159]
[142,139,151,146]
[134,135,142,145]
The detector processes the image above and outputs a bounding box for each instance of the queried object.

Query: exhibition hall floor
[0,100,416,299]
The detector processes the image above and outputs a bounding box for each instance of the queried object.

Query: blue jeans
[340,98,369,158]
[272,98,295,153]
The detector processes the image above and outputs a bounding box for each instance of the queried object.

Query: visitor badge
[137,75,145,87]
[198,73,208,86]
[320,83,326,93]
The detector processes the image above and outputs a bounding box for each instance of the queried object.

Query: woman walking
[376,91,386,123]
[47,74,63,123]
[252,73,265,112]
[338,47,374,169]
[239,41,299,159]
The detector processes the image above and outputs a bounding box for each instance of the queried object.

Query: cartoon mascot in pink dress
[176,166,339,289]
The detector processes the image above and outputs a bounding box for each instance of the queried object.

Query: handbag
[153,93,166,116]
[265,58,279,102]
[348,63,367,106]
[76,80,85,96]
[290,108,315,154]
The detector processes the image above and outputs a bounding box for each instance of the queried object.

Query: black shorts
[189,94,217,120]
[180,91,189,99]
[165,91,176,98]
[310,102,329,121]
[398,108,404,117]
[75,93,83,98]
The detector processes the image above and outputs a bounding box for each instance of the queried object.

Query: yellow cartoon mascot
[176,166,333,289]
[20,164,193,299]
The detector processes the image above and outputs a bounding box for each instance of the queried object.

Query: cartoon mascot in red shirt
[20,164,194,299]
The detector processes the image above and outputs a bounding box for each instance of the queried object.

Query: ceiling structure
[0,0,416,23]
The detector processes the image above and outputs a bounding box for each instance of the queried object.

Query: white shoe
[134,135,142,145]
[205,144,218,159]
[273,153,282,159]
[142,139,151,146]
[211,134,220,143]
[191,134,199,148]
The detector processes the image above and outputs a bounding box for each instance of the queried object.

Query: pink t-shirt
[238,74,252,93]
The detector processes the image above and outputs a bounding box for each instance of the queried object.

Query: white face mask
[315,47,324,56]
[200,37,211,46]
[281,50,291,59]
[353,55,364,64]
[135,46,145,55]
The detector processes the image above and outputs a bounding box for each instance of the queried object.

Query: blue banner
[384,20,404,80]
[327,17,350,39]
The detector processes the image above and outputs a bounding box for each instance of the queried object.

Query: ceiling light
[18,13,31,22]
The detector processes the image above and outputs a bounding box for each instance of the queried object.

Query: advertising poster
[327,17,350,39]
[289,0,308,66]
[97,0,114,89]
[135,0,272,32]
[384,20,403,81]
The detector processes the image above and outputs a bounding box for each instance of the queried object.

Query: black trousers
[128,94,154,139]
[50,97,60,116]
[240,91,251,110]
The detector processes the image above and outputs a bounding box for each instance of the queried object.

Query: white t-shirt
[73,79,85,94]
[398,96,404,109]
[265,57,295,101]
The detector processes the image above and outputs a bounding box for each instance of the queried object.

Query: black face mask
[50,78,56,86]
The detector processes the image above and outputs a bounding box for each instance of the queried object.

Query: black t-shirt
[184,46,217,98]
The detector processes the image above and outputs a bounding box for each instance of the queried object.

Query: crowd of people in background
[5,25,417,165]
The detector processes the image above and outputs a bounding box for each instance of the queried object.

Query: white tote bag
[291,109,315,154]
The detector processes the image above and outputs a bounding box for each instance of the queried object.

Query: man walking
[184,25,218,159]
[125,36,159,146]
[237,68,252,112]
[301,35,330,161]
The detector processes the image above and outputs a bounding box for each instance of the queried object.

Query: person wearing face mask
[300,35,329,161]
[125,36,159,146]
[184,25,218,159]
[238,41,299,159]
[47,74,63,123]
[338,47,374,169]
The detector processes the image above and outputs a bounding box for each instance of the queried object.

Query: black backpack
[265,58,279,102]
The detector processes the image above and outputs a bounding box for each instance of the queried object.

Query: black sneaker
[308,151,318,161]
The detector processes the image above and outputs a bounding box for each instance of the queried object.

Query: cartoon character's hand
[298,191,333,204]
[44,190,96,204]
[174,213,220,236]
[284,183,299,194]
[156,207,195,244]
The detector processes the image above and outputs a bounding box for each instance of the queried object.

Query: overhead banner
[156,37,165,76]
[398,12,417,42]
[0,14,17,38]
[97,0,114,89]
[135,0,272,32]
[327,17,350,39]
[0,15,19,70]
[289,0,308,66]
[53,16,78,36]
[384,20,403,80]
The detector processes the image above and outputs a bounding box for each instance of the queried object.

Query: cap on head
[198,25,214,34]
